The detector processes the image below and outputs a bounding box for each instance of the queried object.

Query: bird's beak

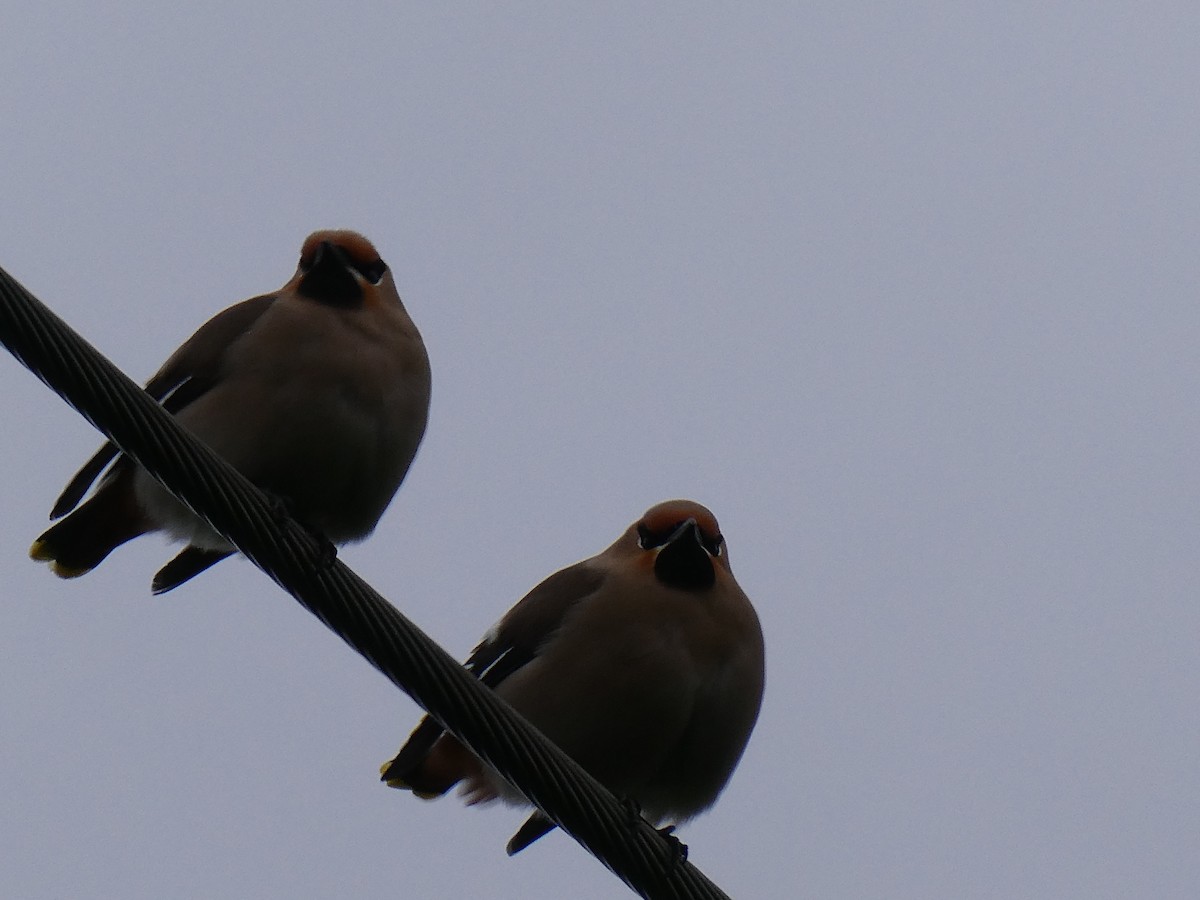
[298,240,363,305]
[653,518,716,590]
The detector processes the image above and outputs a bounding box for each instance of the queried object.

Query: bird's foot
[265,492,338,568]
[657,824,689,867]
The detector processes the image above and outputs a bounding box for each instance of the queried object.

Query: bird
[380,499,765,855]
[29,229,431,594]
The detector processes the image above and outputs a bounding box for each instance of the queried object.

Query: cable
[0,263,734,900]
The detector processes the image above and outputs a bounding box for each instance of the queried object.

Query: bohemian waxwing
[30,230,431,593]
[380,499,765,854]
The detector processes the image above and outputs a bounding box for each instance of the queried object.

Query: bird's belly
[134,370,419,546]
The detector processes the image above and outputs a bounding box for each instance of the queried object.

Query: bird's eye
[356,259,387,284]
[638,523,676,549]
[703,533,725,557]
[637,523,655,549]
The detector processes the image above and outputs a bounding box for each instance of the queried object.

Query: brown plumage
[30,230,431,593]
[380,500,765,854]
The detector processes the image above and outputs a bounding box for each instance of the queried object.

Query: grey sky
[3,3,1199,898]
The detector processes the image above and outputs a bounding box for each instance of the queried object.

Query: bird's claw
[265,491,338,568]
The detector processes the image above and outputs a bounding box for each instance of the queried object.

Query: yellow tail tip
[29,541,90,578]
[380,759,409,790]
[381,772,418,792]
[383,778,440,800]
[50,561,91,579]
[28,539,54,562]
[379,765,437,797]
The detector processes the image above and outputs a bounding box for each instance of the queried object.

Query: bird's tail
[380,716,477,798]
[30,466,150,578]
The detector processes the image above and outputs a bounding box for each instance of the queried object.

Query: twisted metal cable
[0,263,735,900]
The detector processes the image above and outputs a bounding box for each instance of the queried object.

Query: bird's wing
[380,562,605,781]
[48,295,277,518]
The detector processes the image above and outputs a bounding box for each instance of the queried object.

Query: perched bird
[30,230,431,593]
[381,499,765,854]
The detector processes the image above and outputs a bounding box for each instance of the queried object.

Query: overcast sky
[3,3,1199,899]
